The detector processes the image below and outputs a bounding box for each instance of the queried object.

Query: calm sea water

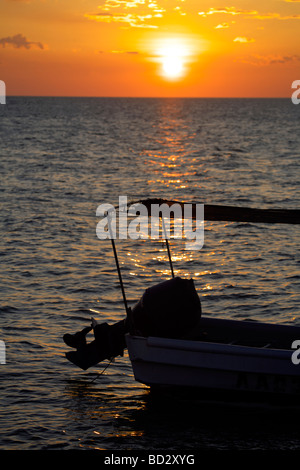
[0,97,300,451]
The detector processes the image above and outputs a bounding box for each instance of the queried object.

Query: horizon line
[5,95,292,99]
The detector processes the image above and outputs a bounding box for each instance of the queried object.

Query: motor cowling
[130,277,201,339]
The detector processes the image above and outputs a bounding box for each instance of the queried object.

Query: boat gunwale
[126,333,297,359]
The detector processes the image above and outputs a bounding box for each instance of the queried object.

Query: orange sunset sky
[0,0,300,97]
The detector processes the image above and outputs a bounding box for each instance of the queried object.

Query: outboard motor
[64,277,201,369]
[130,277,201,339]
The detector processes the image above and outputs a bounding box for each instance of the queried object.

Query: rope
[90,358,115,383]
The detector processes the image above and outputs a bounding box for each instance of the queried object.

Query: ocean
[0,97,299,451]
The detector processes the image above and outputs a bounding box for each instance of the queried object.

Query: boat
[63,199,300,402]
[126,312,300,400]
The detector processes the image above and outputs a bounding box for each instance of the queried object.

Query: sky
[0,0,300,97]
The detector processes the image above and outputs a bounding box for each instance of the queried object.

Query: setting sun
[162,55,184,79]
[1,0,300,96]
[151,37,197,81]
[159,39,188,79]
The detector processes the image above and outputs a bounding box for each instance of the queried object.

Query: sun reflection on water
[140,100,202,193]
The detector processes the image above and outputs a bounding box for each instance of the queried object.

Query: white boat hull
[126,333,300,398]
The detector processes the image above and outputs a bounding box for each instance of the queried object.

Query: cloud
[101,0,165,10]
[110,49,139,53]
[234,37,255,43]
[173,6,186,16]
[239,54,300,65]
[0,33,44,49]
[85,11,159,27]
[198,7,256,17]
[253,12,300,19]
[102,0,148,7]
[198,7,300,20]
[215,22,230,29]
[85,0,166,28]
